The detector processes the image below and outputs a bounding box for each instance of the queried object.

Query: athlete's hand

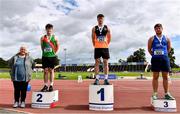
[150,52,153,56]
[28,79,31,82]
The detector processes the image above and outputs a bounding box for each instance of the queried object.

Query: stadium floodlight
[64,48,67,72]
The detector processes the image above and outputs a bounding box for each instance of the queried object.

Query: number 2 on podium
[37,94,43,102]
[97,88,105,101]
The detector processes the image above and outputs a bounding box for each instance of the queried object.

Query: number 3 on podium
[164,101,169,108]
[97,88,105,101]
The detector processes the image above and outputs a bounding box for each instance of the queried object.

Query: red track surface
[0,79,180,114]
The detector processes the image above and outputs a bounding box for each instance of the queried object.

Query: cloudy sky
[0,0,180,65]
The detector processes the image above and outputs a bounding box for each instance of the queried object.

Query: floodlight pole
[64,48,67,72]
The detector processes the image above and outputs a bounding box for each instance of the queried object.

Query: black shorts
[94,48,110,59]
[42,56,59,69]
[151,56,170,72]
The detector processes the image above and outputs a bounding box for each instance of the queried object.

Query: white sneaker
[20,102,25,108]
[13,102,19,108]
[152,94,158,100]
[152,92,158,100]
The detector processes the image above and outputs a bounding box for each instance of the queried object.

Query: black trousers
[13,81,28,102]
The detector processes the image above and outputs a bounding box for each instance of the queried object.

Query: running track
[0,79,180,114]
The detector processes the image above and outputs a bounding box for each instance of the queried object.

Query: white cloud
[0,0,180,64]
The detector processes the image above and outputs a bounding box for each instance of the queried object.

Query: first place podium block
[89,84,114,111]
[151,98,177,112]
[32,90,59,108]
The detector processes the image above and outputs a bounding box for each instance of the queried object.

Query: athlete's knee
[44,68,49,73]
[153,77,159,81]
[162,76,168,80]
[95,59,100,64]
[153,74,159,80]
[49,68,54,72]
[49,68,54,71]
[103,59,108,65]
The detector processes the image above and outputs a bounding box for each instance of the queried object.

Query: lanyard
[98,25,104,33]
[46,35,53,42]
[156,35,163,46]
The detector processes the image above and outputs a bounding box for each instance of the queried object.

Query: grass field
[0,72,145,80]
[172,67,180,72]
[0,71,180,80]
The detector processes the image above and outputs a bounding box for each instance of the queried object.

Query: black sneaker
[165,93,175,100]
[49,85,53,92]
[93,79,100,85]
[104,79,110,85]
[41,85,48,92]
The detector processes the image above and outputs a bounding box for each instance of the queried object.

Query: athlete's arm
[55,36,60,53]
[167,37,172,53]
[8,56,14,68]
[107,27,111,44]
[40,37,43,50]
[92,27,95,46]
[148,36,153,55]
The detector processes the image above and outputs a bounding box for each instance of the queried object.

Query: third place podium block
[89,84,114,111]
[32,90,59,108]
[151,98,177,112]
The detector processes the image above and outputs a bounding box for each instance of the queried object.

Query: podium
[89,84,114,111]
[32,90,59,108]
[151,97,177,112]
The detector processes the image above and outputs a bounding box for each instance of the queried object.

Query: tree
[126,48,146,62]
[34,58,42,64]
[118,59,125,63]
[168,48,179,68]
[0,57,8,68]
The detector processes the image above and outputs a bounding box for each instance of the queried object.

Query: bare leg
[103,59,109,79]
[95,58,100,79]
[44,68,49,85]
[41,68,49,91]
[49,68,55,86]
[162,72,169,93]
[152,72,159,93]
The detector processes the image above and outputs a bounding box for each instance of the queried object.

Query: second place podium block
[32,90,59,108]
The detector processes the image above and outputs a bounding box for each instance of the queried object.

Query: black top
[95,25,108,36]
